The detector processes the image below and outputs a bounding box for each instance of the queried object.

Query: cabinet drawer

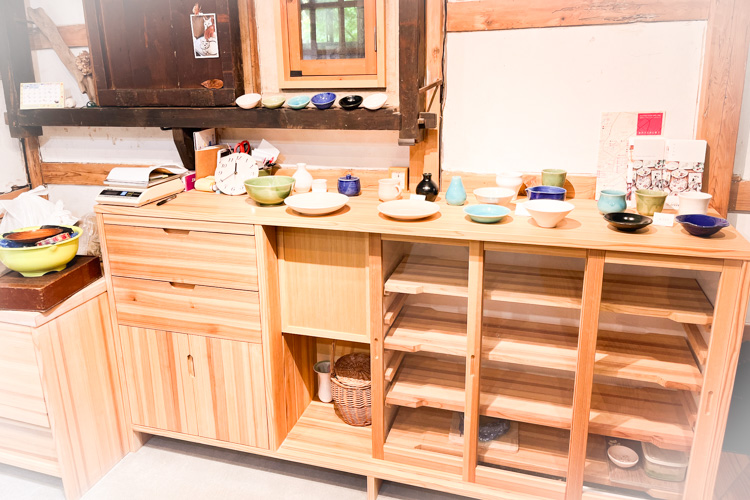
[113,277,262,343]
[0,416,59,477]
[104,224,257,290]
[0,325,49,428]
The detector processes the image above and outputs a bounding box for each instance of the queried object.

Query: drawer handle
[163,228,190,235]
[187,355,195,377]
[169,282,196,290]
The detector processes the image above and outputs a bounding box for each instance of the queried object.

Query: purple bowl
[675,214,730,237]
[526,185,566,201]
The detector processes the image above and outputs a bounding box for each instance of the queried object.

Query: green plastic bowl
[0,225,81,277]
[244,176,296,205]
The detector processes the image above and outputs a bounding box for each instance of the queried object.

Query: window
[278,0,385,88]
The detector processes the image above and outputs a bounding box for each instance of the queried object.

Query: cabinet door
[190,336,269,449]
[119,327,197,435]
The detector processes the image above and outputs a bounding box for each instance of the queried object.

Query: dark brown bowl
[3,227,64,244]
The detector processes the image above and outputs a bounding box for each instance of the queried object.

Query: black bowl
[339,95,363,110]
[604,212,652,232]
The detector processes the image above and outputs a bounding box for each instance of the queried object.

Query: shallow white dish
[523,199,575,228]
[284,192,349,215]
[236,93,261,109]
[473,187,516,206]
[363,93,388,111]
[378,199,440,220]
[608,445,639,469]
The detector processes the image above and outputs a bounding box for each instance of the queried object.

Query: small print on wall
[191,9,219,59]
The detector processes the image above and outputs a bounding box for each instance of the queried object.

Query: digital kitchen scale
[95,178,185,207]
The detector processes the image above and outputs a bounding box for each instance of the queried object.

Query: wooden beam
[0,186,30,200]
[172,128,197,171]
[23,136,44,187]
[399,0,426,144]
[698,0,750,217]
[0,0,41,137]
[16,107,401,130]
[238,0,261,94]
[28,24,88,50]
[369,234,385,460]
[446,0,711,32]
[565,250,605,500]
[40,162,151,185]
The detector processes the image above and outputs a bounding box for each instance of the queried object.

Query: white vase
[293,163,313,193]
[313,361,332,403]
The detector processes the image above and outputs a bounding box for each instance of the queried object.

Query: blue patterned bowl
[526,185,566,201]
[675,214,730,237]
[312,92,336,110]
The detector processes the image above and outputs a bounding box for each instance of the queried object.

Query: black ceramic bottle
[415,172,439,201]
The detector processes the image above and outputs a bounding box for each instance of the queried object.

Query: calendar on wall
[19,82,65,110]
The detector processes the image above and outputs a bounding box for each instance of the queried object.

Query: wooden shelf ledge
[16,106,402,130]
[384,256,714,325]
[385,355,694,450]
[385,406,682,500]
[385,306,703,391]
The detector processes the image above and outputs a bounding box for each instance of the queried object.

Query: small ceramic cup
[496,171,524,200]
[598,189,627,214]
[635,189,668,216]
[678,191,712,215]
[541,169,567,188]
[311,179,327,193]
[378,178,402,202]
[338,174,361,196]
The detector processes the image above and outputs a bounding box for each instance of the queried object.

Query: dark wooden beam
[0,0,42,137]
[399,0,426,145]
[15,107,402,130]
[447,0,711,32]
[171,128,198,171]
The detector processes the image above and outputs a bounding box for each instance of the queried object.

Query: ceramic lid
[339,174,359,181]
[641,442,689,467]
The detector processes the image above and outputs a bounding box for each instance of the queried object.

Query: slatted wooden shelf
[384,256,714,325]
[385,355,694,450]
[384,306,703,391]
[385,407,682,500]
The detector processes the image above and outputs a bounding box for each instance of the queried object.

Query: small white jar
[678,191,712,215]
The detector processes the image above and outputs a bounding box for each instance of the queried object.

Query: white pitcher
[313,361,332,403]
[378,178,402,201]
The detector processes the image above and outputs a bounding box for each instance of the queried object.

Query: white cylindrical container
[678,191,712,215]
[313,360,332,403]
[312,179,327,192]
[496,171,524,200]
[293,163,313,193]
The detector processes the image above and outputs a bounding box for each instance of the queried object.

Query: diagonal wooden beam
[447,0,711,32]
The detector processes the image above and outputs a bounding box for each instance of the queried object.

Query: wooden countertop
[95,190,750,261]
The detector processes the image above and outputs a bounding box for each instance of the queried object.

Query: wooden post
[238,0,261,94]
[463,241,484,481]
[565,250,605,499]
[398,0,426,145]
[367,476,382,500]
[684,261,750,499]
[698,0,750,217]
[172,128,198,171]
[369,234,386,459]
[23,136,45,187]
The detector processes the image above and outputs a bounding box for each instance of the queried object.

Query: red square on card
[637,113,664,136]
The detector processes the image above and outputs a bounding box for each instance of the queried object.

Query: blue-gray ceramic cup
[598,189,627,214]
[338,174,361,196]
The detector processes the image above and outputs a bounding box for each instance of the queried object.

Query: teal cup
[541,169,567,187]
[598,189,627,214]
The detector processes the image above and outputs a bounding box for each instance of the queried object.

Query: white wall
[0,82,27,191]
[442,21,706,174]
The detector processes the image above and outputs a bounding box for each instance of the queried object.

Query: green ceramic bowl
[0,226,81,277]
[636,189,668,216]
[244,176,295,205]
[261,95,286,109]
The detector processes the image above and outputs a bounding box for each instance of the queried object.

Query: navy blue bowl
[312,92,336,110]
[675,214,730,237]
[526,186,566,201]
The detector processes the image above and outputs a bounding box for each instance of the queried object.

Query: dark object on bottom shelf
[603,212,653,232]
[459,413,510,442]
[723,341,750,456]
[339,95,363,110]
[0,255,102,311]
[416,172,439,202]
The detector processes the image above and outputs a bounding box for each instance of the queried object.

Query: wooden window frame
[275,0,386,89]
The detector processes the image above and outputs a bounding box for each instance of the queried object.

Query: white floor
[0,436,470,500]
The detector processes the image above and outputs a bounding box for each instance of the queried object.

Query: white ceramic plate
[378,200,440,220]
[363,93,388,111]
[236,93,261,109]
[284,192,349,215]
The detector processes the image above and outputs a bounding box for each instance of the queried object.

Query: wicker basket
[330,341,372,427]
